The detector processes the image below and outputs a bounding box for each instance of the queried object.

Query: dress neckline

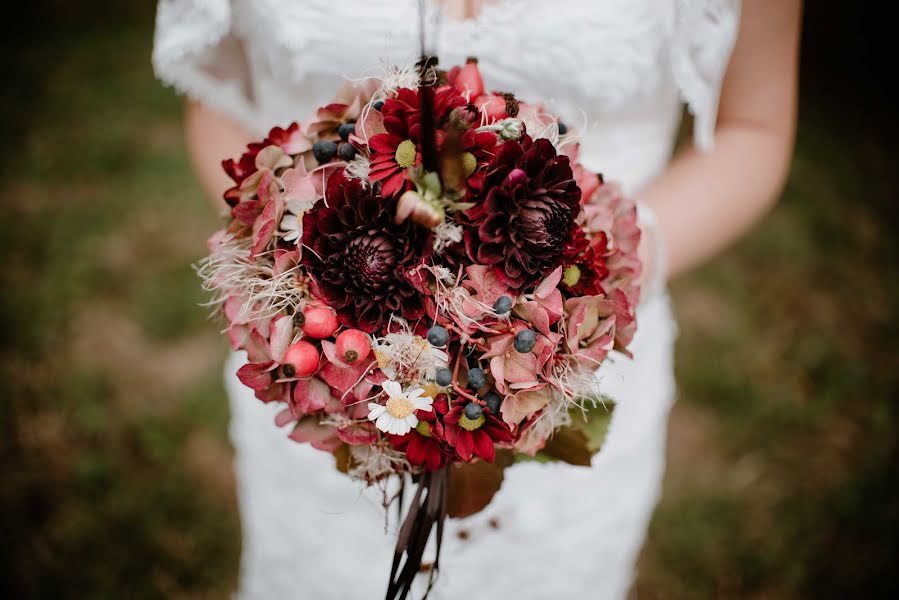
[430,0,513,28]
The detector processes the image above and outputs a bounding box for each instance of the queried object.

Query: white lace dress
[153,1,740,597]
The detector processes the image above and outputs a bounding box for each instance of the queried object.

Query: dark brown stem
[385,467,449,600]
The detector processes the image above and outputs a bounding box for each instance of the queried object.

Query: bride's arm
[184,99,254,210]
[641,0,802,278]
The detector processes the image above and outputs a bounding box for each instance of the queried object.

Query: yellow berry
[395,139,417,168]
[563,264,582,287]
[462,152,477,177]
[459,414,486,431]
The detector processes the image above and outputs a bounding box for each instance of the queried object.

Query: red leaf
[236,360,277,391]
[446,450,514,518]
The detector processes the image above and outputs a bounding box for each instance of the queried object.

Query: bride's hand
[636,203,665,302]
[184,99,254,212]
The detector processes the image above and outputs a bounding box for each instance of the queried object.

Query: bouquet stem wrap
[387,467,448,600]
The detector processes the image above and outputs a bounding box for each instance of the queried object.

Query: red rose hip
[335,329,371,364]
[301,305,339,339]
[283,340,320,378]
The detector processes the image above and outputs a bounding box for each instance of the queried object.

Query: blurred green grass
[2,3,897,599]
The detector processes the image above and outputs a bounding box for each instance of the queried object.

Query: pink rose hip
[454,58,484,98]
[283,340,320,378]
[300,305,339,339]
[335,329,371,364]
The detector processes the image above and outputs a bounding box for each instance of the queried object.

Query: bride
[153,0,801,597]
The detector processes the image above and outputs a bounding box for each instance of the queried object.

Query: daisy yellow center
[459,414,485,431]
[461,152,477,177]
[395,139,417,168]
[386,395,415,419]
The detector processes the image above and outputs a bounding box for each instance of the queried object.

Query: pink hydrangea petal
[336,422,377,445]
[236,360,277,391]
[288,417,341,452]
[500,387,551,426]
[268,315,293,363]
[274,407,295,428]
[293,377,331,414]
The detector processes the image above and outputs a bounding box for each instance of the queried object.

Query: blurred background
[2,2,897,598]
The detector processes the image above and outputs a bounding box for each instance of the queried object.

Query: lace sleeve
[672,0,741,151]
[152,0,258,131]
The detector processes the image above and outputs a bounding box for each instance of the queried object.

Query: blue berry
[427,325,449,347]
[435,367,453,387]
[312,140,338,163]
[464,402,483,420]
[514,329,537,353]
[373,100,385,111]
[467,367,486,390]
[482,391,502,414]
[493,295,513,315]
[337,122,355,141]
[557,121,568,135]
[338,142,356,161]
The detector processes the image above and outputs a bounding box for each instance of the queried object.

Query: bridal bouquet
[198,58,641,596]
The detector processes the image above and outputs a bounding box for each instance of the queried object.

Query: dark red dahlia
[443,402,514,462]
[461,136,582,290]
[301,171,434,334]
[368,86,467,197]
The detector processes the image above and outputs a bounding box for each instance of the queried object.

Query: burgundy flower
[390,396,451,472]
[560,227,610,297]
[368,86,467,197]
[461,136,582,290]
[580,182,643,304]
[443,402,514,462]
[222,123,308,205]
[301,170,434,334]
[459,127,497,194]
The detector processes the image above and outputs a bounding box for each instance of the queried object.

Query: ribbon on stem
[385,467,449,600]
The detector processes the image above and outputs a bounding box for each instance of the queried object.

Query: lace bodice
[154,0,739,194]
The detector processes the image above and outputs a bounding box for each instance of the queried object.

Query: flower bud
[507,168,526,187]
[449,105,479,131]
[498,118,524,141]
[453,57,485,99]
[396,190,445,229]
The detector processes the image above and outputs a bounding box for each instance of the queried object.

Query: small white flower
[367,380,433,436]
[433,221,463,254]
[372,332,449,382]
[279,199,314,244]
[345,154,371,184]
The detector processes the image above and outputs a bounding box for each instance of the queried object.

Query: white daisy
[367,380,433,436]
[279,199,314,244]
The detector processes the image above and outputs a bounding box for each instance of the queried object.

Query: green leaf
[580,401,615,454]
[533,400,616,466]
[539,426,594,466]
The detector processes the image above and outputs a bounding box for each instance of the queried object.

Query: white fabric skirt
[225,293,677,599]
